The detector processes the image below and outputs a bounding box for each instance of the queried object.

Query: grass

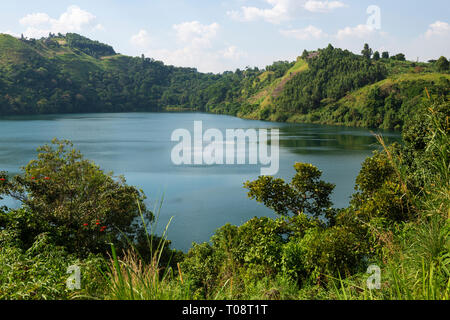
[102,199,193,300]
[335,73,450,110]
[246,58,309,115]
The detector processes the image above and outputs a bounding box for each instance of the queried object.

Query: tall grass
[102,199,192,300]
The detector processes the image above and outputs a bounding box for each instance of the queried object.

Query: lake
[0,112,401,252]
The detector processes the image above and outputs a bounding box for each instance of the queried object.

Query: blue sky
[1,0,449,73]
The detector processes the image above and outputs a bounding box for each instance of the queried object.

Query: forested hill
[0,33,449,130]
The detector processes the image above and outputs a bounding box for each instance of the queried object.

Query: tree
[0,139,153,256]
[361,43,373,59]
[373,51,380,61]
[436,56,449,72]
[392,53,406,61]
[382,51,389,59]
[244,163,336,220]
[301,49,309,60]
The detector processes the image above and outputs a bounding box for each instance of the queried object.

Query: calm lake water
[0,112,401,251]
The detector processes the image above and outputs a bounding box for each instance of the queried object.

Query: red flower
[44,177,50,180]
[31,177,35,180]
[0,178,5,181]
[83,223,88,226]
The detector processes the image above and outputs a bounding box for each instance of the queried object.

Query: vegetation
[178,96,450,300]
[0,33,448,131]
[0,94,448,300]
[0,140,182,299]
[0,33,448,300]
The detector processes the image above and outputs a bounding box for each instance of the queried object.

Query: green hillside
[233,45,449,129]
[0,33,448,130]
[286,72,450,130]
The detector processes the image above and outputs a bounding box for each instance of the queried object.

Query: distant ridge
[0,33,448,130]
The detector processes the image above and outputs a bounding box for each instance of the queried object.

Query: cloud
[304,1,346,13]
[93,24,105,32]
[228,0,346,24]
[18,5,100,38]
[425,21,450,38]
[280,25,327,40]
[173,21,219,48]
[336,24,377,40]
[133,21,248,72]
[406,20,450,61]
[130,29,152,47]
[135,21,241,73]
[148,47,229,73]
[19,13,51,26]
[221,45,248,60]
[227,0,300,24]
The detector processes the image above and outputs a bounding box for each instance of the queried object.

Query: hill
[0,33,448,130]
[231,45,449,130]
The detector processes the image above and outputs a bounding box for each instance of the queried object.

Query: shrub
[0,139,153,256]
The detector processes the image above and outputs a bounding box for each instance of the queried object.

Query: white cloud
[149,47,225,73]
[53,6,96,31]
[221,45,247,60]
[405,20,450,61]
[130,29,152,47]
[133,21,247,73]
[134,21,229,73]
[425,21,450,38]
[19,13,51,26]
[280,25,327,40]
[18,5,99,38]
[173,21,219,48]
[304,1,346,13]
[228,0,346,24]
[227,0,300,25]
[93,24,105,32]
[336,24,376,39]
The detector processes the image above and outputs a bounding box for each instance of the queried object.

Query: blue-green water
[0,112,401,251]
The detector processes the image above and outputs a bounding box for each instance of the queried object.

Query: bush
[0,231,106,300]
[0,139,153,257]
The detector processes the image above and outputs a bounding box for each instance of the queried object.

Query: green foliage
[392,53,406,61]
[1,33,449,300]
[361,43,373,60]
[274,44,387,115]
[0,139,152,256]
[436,56,449,72]
[373,51,380,61]
[65,33,115,58]
[309,75,450,130]
[300,226,367,278]
[245,163,335,220]
[0,231,106,300]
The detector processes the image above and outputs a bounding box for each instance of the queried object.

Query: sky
[0,0,449,73]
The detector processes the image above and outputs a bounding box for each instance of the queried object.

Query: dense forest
[0,33,449,130]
